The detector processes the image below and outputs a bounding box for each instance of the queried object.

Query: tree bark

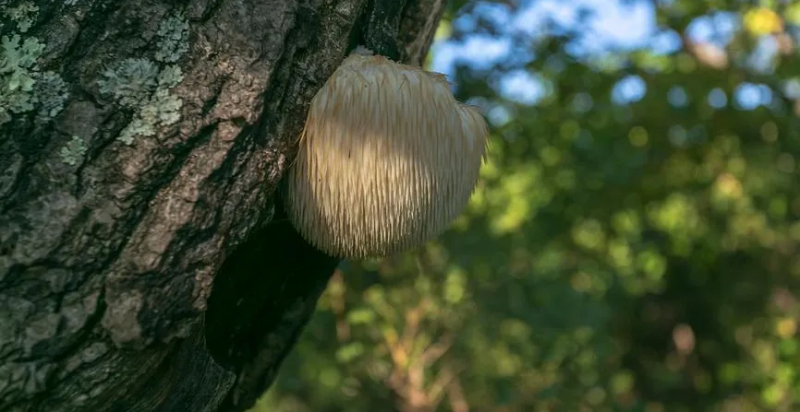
[0,0,445,411]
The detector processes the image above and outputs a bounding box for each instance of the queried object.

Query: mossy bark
[0,0,445,411]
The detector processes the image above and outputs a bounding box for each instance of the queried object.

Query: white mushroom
[285,48,489,259]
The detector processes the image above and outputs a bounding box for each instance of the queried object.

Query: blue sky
[429,0,775,110]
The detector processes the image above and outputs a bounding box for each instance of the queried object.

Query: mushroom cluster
[285,47,489,259]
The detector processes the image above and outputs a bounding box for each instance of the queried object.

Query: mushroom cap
[285,51,489,259]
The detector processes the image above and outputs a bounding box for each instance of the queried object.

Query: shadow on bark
[205,202,339,411]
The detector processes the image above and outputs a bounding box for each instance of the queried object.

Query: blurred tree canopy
[251,0,800,411]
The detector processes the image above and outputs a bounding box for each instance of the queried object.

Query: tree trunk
[0,0,445,411]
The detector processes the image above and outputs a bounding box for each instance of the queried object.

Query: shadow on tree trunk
[205,202,339,412]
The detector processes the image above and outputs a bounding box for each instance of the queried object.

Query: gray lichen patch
[97,58,159,109]
[0,2,70,125]
[3,2,39,33]
[96,11,190,145]
[34,71,69,122]
[59,135,86,166]
[155,13,190,63]
[1,34,43,123]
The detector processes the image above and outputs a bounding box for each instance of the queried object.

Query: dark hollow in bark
[205,213,340,411]
[0,0,445,411]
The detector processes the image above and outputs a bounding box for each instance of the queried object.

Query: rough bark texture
[0,0,444,411]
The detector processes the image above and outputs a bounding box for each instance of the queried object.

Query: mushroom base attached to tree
[285,48,489,260]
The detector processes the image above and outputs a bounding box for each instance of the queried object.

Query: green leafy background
[251,1,800,410]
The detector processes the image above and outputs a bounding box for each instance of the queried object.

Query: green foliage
[252,1,800,411]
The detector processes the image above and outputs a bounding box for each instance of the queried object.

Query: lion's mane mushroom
[285,47,489,259]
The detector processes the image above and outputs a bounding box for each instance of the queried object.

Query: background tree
[0,0,444,411]
[258,1,800,411]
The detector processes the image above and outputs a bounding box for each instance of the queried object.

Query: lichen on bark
[0,0,444,411]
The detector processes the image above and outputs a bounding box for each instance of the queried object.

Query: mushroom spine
[285,48,489,259]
